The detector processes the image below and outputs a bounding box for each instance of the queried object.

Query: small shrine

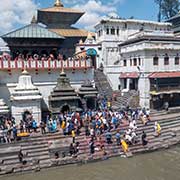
[11,70,42,125]
[0,99,9,115]
[78,80,98,110]
[49,70,81,114]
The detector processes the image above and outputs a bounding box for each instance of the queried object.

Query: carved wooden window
[123,59,127,66]
[164,54,169,65]
[153,56,159,66]
[175,56,179,65]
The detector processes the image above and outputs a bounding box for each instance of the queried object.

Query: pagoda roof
[2,23,64,39]
[37,1,84,27]
[40,6,84,14]
[50,28,95,37]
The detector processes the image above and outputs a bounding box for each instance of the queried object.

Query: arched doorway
[61,105,70,114]
[22,110,32,123]
[86,98,95,110]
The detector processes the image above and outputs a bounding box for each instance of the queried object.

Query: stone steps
[94,70,113,98]
[77,118,180,154]
[78,131,174,157]
[0,112,180,176]
[0,154,50,169]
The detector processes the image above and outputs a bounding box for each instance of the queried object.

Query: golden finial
[31,15,37,24]
[79,39,84,44]
[54,0,64,7]
[22,67,29,75]
[87,32,93,39]
[60,68,66,76]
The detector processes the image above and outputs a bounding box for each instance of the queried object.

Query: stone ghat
[1,112,180,176]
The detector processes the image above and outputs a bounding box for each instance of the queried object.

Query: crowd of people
[0,96,162,160]
[0,51,89,62]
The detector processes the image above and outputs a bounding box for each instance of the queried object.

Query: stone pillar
[127,78,130,91]
[138,74,150,109]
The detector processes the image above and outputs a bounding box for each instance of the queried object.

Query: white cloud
[73,0,123,30]
[0,0,37,35]
[0,0,124,37]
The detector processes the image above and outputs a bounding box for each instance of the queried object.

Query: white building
[95,17,180,109]
[119,31,180,109]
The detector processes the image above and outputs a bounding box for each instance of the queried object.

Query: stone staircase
[1,112,180,175]
[77,114,180,159]
[112,90,140,110]
[94,69,113,98]
[94,70,139,109]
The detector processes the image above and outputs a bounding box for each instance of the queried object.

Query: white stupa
[11,69,42,125]
[0,99,9,115]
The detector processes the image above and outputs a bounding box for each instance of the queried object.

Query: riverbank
[2,145,180,180]
[1,111,180,176]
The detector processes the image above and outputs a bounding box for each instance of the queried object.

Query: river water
[2,146,180,180]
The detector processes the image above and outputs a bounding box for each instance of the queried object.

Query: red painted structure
[0,57,92,73]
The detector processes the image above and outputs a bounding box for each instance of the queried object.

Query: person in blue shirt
[32,119,37,132]
[12,126,17,141]
[52,119,57,133]
[115,130,121,145]
[105,131,112,144]
[111,115,118,129]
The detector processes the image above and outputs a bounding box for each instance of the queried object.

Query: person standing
[32,119,37,133]
[89,139,95,155]
[115,130,121,145]
[40,121,46,134]
[12,125,17,141]
[154,121,161,136]
[141,131,148,146]
[72,129,76,143]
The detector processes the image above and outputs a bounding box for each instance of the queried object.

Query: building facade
[95,17,180,109]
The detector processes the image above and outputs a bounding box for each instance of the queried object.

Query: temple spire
[87,32,93,40]
[60,68,66,76]
[31,15,37,24]
[54,0,64,7]
[79,39,84,44]
[22,68,29,75]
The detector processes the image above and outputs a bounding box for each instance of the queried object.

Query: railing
[150,85,180,92]
[0,57,92,70]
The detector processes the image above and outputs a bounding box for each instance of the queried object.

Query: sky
[0,0,159,45]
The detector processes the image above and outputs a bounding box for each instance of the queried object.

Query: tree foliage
[155,0,180,21]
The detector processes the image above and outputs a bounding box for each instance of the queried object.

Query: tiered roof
[37,0,84,28]
[2,17,64,39]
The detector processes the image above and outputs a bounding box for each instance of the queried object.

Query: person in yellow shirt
[61,120,66,129]
[121,139,129,153]
[107,101,111,109]
[154,121,161,136]
[72,130,76,143]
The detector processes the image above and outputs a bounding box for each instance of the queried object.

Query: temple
[49,70,81,114]
[0,0,95,123]
[2,16,64,59]
[2,0,94,58]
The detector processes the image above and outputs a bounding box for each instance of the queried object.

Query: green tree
[155,0,179,21]
[155,0,163,22]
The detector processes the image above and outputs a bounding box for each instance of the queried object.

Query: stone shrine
[49,70,81,114]
[0,99,9,115]
[11,70,42,125]
[78,81,98,110]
